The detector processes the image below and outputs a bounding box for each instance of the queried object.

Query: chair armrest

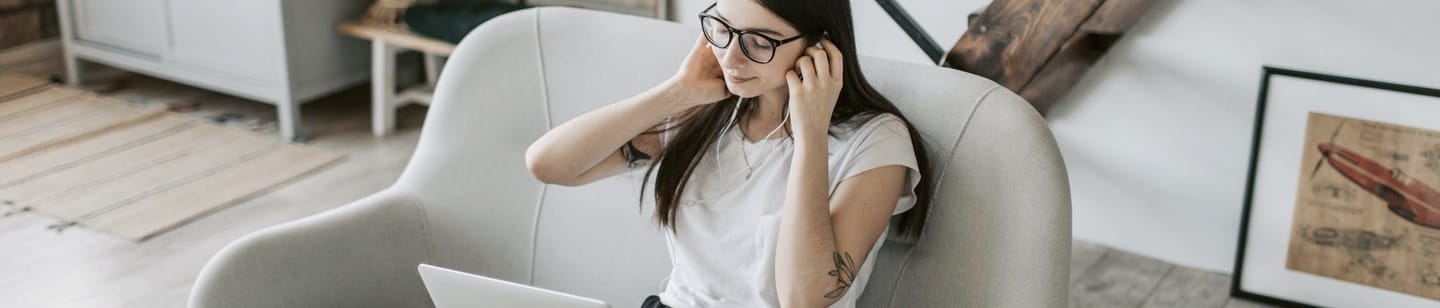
[887,87,1072,307]
[948,89,1071,307]
[189,189,434,308]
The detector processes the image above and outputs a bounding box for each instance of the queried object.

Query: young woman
[526,1,934,307]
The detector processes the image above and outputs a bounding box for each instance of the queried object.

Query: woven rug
[0,74,344,241]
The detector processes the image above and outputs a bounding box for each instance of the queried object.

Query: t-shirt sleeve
[837,115,923,216]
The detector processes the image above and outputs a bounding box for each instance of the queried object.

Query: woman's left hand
[785,38,844,142]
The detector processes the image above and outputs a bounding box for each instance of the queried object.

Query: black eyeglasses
[698,3,805,64]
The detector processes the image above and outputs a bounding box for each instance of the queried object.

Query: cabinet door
[165,0,282,83]
[71,0,168,56]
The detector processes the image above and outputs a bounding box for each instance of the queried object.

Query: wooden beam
[946,0,1153,115]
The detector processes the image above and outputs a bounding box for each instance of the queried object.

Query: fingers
[691,35,713,59]
[821,39,843,80]
[785,70,801,94]
[690,35,721,72]
[807,44,829,82]
[796,55,816,84]
[689,35,703,55]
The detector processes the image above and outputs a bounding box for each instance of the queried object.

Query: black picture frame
[1232,66,1440,307]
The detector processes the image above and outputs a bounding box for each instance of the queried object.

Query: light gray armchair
[190,7,1071,308]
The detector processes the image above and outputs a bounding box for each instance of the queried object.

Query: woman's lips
[727,75,757,84]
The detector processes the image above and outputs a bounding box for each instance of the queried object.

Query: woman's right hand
[661,35,731,110]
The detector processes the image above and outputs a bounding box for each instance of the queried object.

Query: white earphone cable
[686,97,790,205]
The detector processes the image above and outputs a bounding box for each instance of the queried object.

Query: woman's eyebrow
[713,9,785,36]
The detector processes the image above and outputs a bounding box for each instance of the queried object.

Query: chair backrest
[399,7,1071,308]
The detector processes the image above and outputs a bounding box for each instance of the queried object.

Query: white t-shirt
[655,112,923,308]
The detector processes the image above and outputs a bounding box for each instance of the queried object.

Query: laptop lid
[418,264,611,308]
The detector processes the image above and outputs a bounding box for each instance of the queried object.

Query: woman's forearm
[525,83,690,183]
[775,136,842,308]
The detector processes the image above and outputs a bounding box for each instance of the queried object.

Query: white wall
[670,0,1440,272]
[1051,0,1440,272]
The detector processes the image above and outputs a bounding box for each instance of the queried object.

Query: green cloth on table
[405,0,529,45]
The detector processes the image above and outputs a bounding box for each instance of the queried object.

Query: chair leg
[372,39,397,137]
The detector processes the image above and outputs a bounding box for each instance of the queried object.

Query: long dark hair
[638,0,934,242]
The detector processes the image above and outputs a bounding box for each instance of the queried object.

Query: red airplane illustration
[1311,122,1440,229]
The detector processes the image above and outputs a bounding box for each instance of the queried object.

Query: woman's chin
[726,83,761,98]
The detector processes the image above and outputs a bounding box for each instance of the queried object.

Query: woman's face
[707,0,808,98]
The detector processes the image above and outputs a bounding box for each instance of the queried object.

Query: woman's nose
[717,43,749,68]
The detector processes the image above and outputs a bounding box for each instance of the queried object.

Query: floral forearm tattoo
[825,251,858,299]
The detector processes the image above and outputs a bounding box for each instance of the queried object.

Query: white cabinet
[57,0,371,141]
[165,0,283,83]
[71,0,168,57]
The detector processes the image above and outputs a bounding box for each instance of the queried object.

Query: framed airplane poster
[1234,67,1440,307]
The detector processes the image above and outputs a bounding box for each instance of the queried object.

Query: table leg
[423,52,442,88]
[372,39,397,137]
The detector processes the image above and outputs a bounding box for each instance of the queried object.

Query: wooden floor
[1070,241,1279,308]
[0,40,1280,307]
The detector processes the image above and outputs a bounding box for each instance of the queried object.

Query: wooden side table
[338,22,456,137]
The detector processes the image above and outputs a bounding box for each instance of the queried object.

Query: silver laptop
[418,264,611,308]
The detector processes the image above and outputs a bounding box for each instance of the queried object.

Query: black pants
[642,295,671,308]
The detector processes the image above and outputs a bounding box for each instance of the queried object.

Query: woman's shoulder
[822,113,907,159]
[836,112,907,139]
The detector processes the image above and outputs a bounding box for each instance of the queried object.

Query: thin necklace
[690,97,790,205]
[733,101,789,179]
